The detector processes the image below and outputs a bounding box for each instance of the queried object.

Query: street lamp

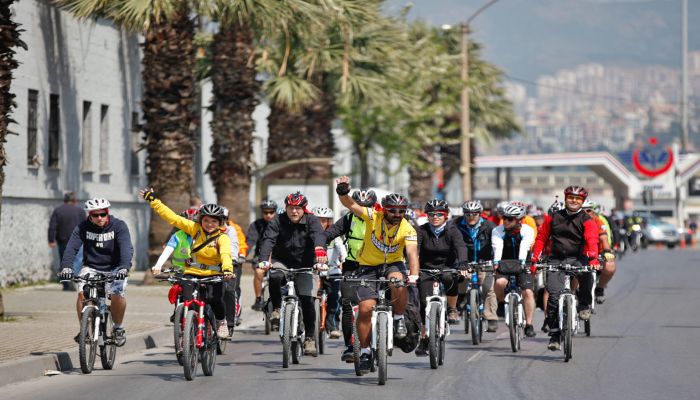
[453,0,500,202]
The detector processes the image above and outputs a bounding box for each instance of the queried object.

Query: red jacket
[532,210,598,262]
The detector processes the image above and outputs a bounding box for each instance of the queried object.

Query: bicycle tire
[173,304,185,365]
[264,300,272,335]
[508,295,518,353]
[563,296,573,362]
[428,304,440,369]
[201,317,217,376]
[282,305,293,368]
[377,312,388,385]
[79,307,98,374]
[182,310,199,380]
[352,320,363,376]
[469,290,480,345]
[463,306,470,334]
[439,337,445,366]
[314,298,323,356]
[99,307,117,369]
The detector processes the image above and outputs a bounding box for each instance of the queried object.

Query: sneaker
[487,320,498,332]
[359,353,371,373]
[113,327,126,347]
[595,287,606,304]
[394,318,407,339]
[524,324,536,338]
[251,297,263,311]
[447,308,460,325]
[578,308,592,321]
[270,309,281,323]
[341,346,355,363]
[329,330,342,339]
[217,320,230,339]
[414,337,429,357]
[304,338,318,356]
[548,333,561,351]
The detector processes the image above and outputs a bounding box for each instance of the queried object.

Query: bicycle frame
[371,285,394,352]
[182,296,207,348]
[279,280,301,340]
[504,275,524,328]
[79,276,114,346]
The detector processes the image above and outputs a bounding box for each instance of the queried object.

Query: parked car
[640,214,681,248]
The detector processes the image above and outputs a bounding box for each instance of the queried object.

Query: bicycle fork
[504,292,523,327]
[558,276,577,333]
[425,283,448,337]
[371,310,393,351]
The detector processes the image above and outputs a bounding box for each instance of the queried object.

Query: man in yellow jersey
[335,176,419,373]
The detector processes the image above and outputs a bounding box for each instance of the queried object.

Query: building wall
[1,1,146,286]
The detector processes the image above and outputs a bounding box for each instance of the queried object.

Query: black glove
[115,268,129,280]
[143,189,158,203]
[336,182,351,196]
[58,268,73,280]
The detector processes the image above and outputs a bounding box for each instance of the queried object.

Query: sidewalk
[0,269,258,386]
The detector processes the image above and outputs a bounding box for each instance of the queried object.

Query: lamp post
[457,0,500,202]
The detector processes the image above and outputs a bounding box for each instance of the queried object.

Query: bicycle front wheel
[282,305,293,368]
[100,307,117,369]
[173,304,185,365]
[352,320,363,376]
[182,310,199,380]
[563,296,573,362]
[508,295,519,353]
[377,313,388,386]
[79,307,98,374]
[201,317,217,376]
[428,304,440,369]
[469,290,481,345]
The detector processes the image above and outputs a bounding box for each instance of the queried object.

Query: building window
[82,101,92,172]
[48,94,60,168]
[27,90,39,167]
[536,176,550,185]
[99,105,109,173]
[130,112,141,176]
[519,176,532,185]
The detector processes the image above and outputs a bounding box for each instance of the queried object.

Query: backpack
[395,285,421,353]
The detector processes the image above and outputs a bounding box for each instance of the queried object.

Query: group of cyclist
[58,177,619,372]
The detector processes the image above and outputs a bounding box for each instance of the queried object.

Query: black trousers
[545,258,593,332]
[181,277,226,321]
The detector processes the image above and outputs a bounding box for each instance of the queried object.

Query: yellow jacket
[227,220,248,257]
[150,199,233,276]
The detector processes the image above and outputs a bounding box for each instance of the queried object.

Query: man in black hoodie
[48,192,85,290]
[59,197,133,346]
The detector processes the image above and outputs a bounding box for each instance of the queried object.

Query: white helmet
[502,202,526,219]
[312,207,334,219]
[462,200,483,214]
[84,198,111,211]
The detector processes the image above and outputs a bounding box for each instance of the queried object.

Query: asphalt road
[6,248,700,400]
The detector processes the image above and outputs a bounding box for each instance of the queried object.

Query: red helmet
[285,192,308,208]
[564,186,588,199]
[180,207,200,221]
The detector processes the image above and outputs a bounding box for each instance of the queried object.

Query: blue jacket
[61,216,134,272]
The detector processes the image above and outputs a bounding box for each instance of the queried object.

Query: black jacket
[246,218,271,258]
[259,213,326,268]
[454,216,496,262]
[48,203,85,244]
[417,221,468,269]
[61,216,133,272]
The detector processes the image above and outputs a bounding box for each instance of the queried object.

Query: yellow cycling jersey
[150,199,233,276]
[357,207,417,266]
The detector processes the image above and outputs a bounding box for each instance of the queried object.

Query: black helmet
[260,199,277,210]
[284,192,308,208]
[199,203,226,222]
[424,199,449,213]
[352,189,377,207]
[381,193,409,209]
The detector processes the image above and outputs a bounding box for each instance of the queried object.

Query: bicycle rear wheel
[100,307,117,369]
[282,305,293,368]
[173,304,185,365]
[428,304,440,369]
[182,310,199,380]
[508,296,519,353]
[377,313,388,385]
[469,290,481,345]
[563,296,573,362]
[79,307,98,374]
[201,317,217,376]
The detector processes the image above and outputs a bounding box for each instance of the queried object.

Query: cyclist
[537,197,566,333]
[323,189,376,362]
[414,199,468,356]
[454,200,499,332]
[492,202,537,338]
[140,188,234,339]
[582,200,616,304]
[257,192,328,356]
[246,200,278,311]
[313,206,346,340]
[58,198,134,346]
[335,176,419,372]
[531,186,599,350]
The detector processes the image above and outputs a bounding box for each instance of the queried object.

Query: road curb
[0,326,172,388]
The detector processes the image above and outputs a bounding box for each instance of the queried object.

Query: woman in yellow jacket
[140,188,233,338]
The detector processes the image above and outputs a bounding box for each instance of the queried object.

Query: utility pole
[681,0,689,153]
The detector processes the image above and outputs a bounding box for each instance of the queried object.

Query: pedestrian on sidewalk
[48,192,85,291]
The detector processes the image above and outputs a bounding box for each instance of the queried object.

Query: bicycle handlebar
[534,263,591,273]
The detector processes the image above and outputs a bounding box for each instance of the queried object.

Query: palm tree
[56,0,199,267]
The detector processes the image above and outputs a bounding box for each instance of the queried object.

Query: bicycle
[498,261,527,353]
[64,271,124,374]
[536,262,591,362]
[463,261,493,345]
[420,268,462,369]
[343,270,406,386]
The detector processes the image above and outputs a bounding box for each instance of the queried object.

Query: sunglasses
[504,216,518,222]
[465,212,480,217]
[262,211,276,215]
[385,208,406,214]
[90,212,108,218]
[427,212,446,218]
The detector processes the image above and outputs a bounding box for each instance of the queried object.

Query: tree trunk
[142,9,198,268]
[356,143,370,188]
[207,21,259,226]
[408,146,435,205]
[0,0,25,230]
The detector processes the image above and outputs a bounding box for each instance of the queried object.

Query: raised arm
[336,176,365,219]
[139,188,197,236]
